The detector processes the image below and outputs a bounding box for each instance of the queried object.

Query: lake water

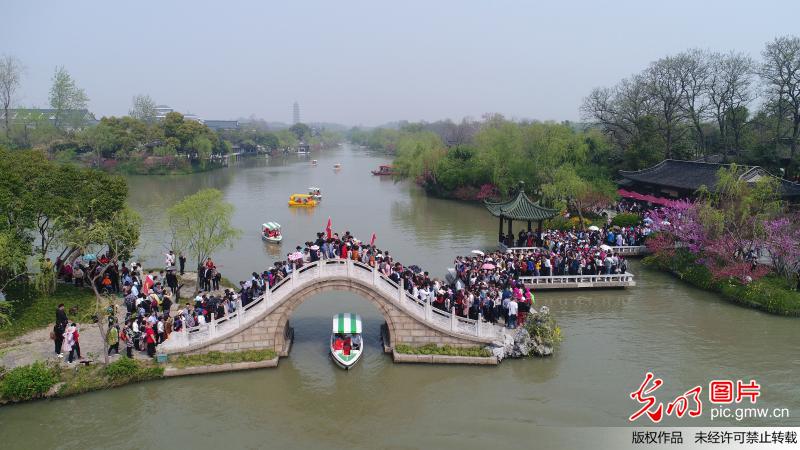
[1,144,798,449]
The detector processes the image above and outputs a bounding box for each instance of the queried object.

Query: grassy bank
[644,249,800,316]
[394,343,491,357]
[0,285,96,342]
[0,358,163,404]
[168,349,277,368]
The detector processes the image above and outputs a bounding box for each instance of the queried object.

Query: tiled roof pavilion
[485,187,558,245]
[484,189,559,221]
[619,159,800,200]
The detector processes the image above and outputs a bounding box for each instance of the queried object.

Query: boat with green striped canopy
[261,222,282,243]
[330,313,363,369]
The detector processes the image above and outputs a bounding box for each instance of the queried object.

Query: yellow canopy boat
[288,193,317,207]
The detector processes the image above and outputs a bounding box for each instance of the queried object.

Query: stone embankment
[489,307,557,361]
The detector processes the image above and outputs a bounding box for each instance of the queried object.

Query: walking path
[0,272,231,370]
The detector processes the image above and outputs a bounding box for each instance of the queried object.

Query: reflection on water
[1,144,799,450]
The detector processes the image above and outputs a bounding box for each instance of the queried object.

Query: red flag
[370,233,376,246]
[326,217,332,239]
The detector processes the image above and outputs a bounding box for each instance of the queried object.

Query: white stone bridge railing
[160,259,504,353]
[519,272,635,289]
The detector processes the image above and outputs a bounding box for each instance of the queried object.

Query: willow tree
[540,165,615,229]
[0,55,24,138]
[49,66,88,130]
[167,189,241,285]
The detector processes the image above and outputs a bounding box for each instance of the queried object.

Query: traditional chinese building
[618,159,800,202]
[484,186,558,246]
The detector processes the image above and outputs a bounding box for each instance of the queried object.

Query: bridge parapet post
[236,299,243,328]
[209,313,216,338]
[450,307,456,331]
[291,265,297,290]
[372,265,378,285]
[317,260,322,278]
[477,313,483,337]
[398,278,404,304]
[425,298,432,321]
[346,258,352,277]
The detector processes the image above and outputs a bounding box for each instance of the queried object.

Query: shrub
[394,343,491,357]
[645,249,800,316]
[524,308,562,347]
[612,212,641,228]
[57,365,107,396]
[169,349,278,368]
[544,216,594,231]
[719,276,800,316]
[104,357,164,383]
[104,357,139,381]
[1,361,58,401]
[0,300,13,328]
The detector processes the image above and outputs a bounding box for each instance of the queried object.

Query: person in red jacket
[144,323,157,357]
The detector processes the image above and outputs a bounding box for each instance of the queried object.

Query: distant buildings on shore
[154,104,239,130]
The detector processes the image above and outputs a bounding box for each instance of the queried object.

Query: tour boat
[308,186,322,200]
[334,163,342,170]
[311,159,318,166]
[288,194,317,207]
[371,165,397,176]
[330,313,363,370]
[261,222,282,243]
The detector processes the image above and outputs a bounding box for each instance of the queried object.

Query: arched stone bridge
[158,259,505,357]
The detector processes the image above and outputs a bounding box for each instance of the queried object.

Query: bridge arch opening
[285,290,392,367]
[271,279,399,358]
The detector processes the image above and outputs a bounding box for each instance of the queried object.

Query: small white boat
[308,186,322,200]
[333,163,342,170]
[261,222,283,243]
[311,159,318,166]
[330,313,363,370]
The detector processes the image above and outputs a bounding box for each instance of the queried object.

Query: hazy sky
[2,1,799,126]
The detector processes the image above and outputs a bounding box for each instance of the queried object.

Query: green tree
[289,123,311,140]
[129,94,157,123]
[541,165,615,228]
[0,55,24,138]
[192,136,213,159]
[167,189,241,287]
[48,66,89,129]
[0,229,29,296]
[760,36,800,173]
[257,132,279,151]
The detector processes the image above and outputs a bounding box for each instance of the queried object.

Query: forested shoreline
[0,64,341,174]
[349,34,800,208]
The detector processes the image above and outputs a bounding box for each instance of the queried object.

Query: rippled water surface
[1,144,797,449]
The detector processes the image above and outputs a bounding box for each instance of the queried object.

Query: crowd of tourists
[501,223,650,251]
[231,230,538,330]
[614,199,649,215]
[50,216,650,361]
[51,249,234,362]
